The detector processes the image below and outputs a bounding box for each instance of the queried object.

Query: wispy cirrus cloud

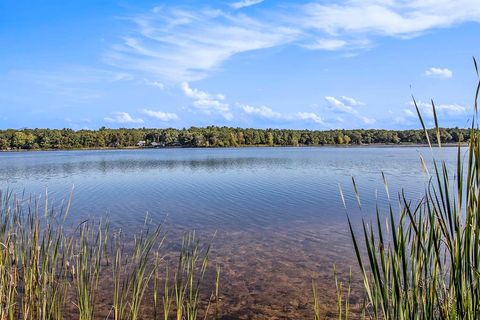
[106,7,298,82]
[231,0,264,10]
[302,0,480,38]
[424,67,453,79]
[301,38,347,51]
[104,112,144,124]
[105,1,480,83]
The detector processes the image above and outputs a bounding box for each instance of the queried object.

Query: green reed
[110,219,164,320]
[0,192,72,320]
[171,231,217,320]
[327,57,480,319]
[73,220,107,320]
[312,266,353,320]
[0,191,219,320]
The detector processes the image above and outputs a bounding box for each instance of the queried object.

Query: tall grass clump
[0,191,219,319]
[73,220,108,320]
[110,228,219,320]
[110,218,165,320]
[0,192,73,320]
[343,58,480,319]
[171,231,218,320]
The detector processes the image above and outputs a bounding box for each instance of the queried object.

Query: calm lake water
[0,147,461,318]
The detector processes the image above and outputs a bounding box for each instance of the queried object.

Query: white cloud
[105,2,480,83]
[325,96,351,112]
[404,109,416,117]
[231,0,264,9]
[181,82,224,101]
[424,67,453,79]
[300,0,480,50]
[106,8,298,82]
[403,101,467,120]
[144,79,165,89]
[65,117,91,124]
[112,73,134,81]
[436,104,466,114]
[302,38,347,50]
[296,112,324,124]
[104,112,144,124]
[324,95,376,126]
[394,100,468,126]
[360,116,376,125]
[340,96,365,106]
[412,101,466,116]
[239,103,324,125]
[142,109,179,121]
[325,96,365,113]
[303,1,480,37]
[240,96,373,127]
[181,82,232,120]
[240,104,284,119]
[64,117,92,129]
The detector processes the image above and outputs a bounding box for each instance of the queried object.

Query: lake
[0,146,461,318]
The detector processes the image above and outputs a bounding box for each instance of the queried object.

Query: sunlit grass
[0,193,219,319]
[314,57,480,319]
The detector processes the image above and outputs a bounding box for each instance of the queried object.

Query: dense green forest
[0,126,470,150]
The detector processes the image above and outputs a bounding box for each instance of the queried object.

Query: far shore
[0,142,468,153]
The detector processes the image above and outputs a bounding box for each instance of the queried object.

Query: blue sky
[0,0,479,130]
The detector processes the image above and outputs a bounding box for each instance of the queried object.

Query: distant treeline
[0,126,471,150]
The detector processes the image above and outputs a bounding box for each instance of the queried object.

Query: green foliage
[0,127,470,150]
[339,58,480,319]
[0,193,219,319]
[346,129,480,319]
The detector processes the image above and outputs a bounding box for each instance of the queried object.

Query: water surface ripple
[0,147,460,318]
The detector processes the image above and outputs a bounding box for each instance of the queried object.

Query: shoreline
[0,142,468,153]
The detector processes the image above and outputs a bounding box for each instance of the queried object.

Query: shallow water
[0,146,461,318]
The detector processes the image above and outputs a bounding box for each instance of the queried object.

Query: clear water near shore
[0,146,461,318]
